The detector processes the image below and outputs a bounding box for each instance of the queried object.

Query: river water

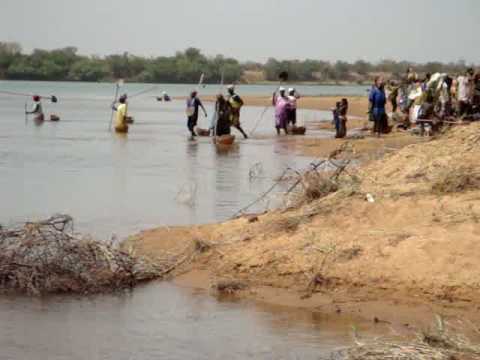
[0,81,366,239]
[0,283,365,360]
[0,81,368,359]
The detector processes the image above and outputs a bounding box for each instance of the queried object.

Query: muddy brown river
[0,81,370,359]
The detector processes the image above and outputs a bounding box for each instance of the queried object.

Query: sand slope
[129,123,480,325]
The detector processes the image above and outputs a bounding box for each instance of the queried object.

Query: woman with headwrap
[226,85,248,139]
[214,94,232,137]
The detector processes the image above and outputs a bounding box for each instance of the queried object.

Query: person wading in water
[186,90,207,140]
[25,95,45,122]
[287,88,300,126]
[226,85,248,139]
[112,94,129,133]
[272,87,289,135]
[214,94,232,137]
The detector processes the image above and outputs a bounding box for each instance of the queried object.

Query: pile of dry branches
[0,215,161,295]
[332,316,480,360]
[233,143,356,218]
[285,143,357,207]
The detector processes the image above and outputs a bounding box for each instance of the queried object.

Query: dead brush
[0,215,162,296]
[212,279,248,294]
[432,166,480,194]
[332,315,480,360]
[299,171,339,203]
[193,238,213,253]
[265,215,303,234]
[232,143,355,218]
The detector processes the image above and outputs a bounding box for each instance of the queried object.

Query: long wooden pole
[24,101,28,125]
[213,69,225,137]
[108,80,123,132]
[249,72,287,136]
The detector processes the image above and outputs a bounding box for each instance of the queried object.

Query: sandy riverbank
[127,120,480,334]
[197,95,370,119]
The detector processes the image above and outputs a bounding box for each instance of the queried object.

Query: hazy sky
[1,0,479,63]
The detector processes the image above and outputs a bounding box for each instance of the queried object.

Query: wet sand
[198,95,369,118]
[197,94,371,129]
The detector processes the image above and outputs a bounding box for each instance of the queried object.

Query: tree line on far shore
[0,42,475,84]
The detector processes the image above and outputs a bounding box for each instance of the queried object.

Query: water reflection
[0,282,357,360]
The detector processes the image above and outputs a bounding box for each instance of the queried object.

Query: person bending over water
[162,91,171,102]
[186,90,207,140]
[25,95,44,122]
[226,85,248,139]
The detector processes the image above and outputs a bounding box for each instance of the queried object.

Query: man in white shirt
[287,88,300,126]
[457,68,474,117]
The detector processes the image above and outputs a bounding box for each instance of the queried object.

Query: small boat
[195,128,211,137]
[214,134,235,145]
[126,116,134,124]
[50,114,60,121]
[288,126,307,135]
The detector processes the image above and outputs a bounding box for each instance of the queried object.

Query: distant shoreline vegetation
[0,42,475,84]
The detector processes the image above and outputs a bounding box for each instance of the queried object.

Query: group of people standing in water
[185,85,302,140]
[186,85,249,140]
[24,83,304,138]
[272,87,300,135]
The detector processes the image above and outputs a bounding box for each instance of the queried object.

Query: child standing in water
[338,98,348,138]
[332,101,341,138]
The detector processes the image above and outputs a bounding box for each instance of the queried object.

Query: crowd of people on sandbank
[367,66,480,137]
[327,66,480,139]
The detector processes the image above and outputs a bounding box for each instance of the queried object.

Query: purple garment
[274,95,289,128]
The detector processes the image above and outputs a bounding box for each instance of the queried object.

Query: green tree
[69,58,109,81]
[0,42,22,76]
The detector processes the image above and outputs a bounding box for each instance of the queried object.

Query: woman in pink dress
[272,87,289,135]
